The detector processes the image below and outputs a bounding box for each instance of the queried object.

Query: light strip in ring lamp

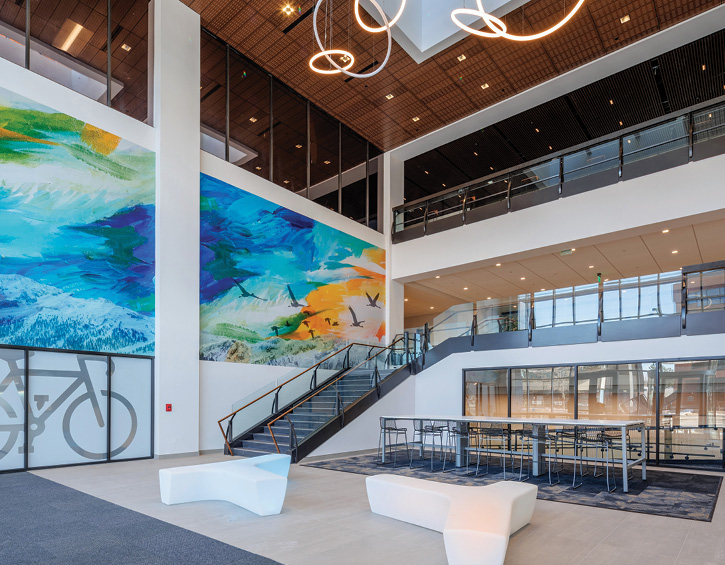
[309,49,355,74]
[354,0,406,32]
[451,0,586,42]
[310,0,392,79]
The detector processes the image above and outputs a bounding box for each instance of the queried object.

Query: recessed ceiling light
[520,277,526,280]
[541,288,545,291]
[627,139,631,144]
[430,306,434,310]
[487,297,491,300]
[619,121,623,126]
[662,229,669,233]
[435,275,440,279]
[282,4,294,15]
[604,278,609,282]
[249,117,257,123]
[609,99,614,105]
[385,93,394,100]
[474,151,478,156]
[457,54,466,62]
[495,263,501,267]
[535,128,540,133]
[489,166,494,170]
[424,170,429,174]
[404,298,409,301]
[324,160,331,164]
[295,144,302,149]
[672,250,678,254]
[412,116,420,122]
[588,265,594,269]
[121,43,132,52]
[702,64,706,71]
[463,287,469,290]
[620,14,630,23]
[60,23,84,52]
[572,248,576,251]
[255,166,261,170]
[442,183,446,187]
[283,180,289,184]
[548,145,552,150]
[690,280,696,284]
[481,83,489,90]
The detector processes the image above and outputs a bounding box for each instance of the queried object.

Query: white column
[150,0,201,457]
[383,152,405,342]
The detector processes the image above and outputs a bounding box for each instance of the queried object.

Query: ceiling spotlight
[463,287,469,290]
[609,99,614,105]
[404,298,409,302]
[442,183,446,187]
[249,117,258,123]
[541,288,545,291]
[295,144,302,149]
[588,265,594,269]
[520,277,526,280]
[702,64,706,71]
[619,121,623,126]
[282,4,294,16]
[412,116,420,122]
[457,54,467,62]
[548,146,553,150]
[604,278,609,282]
[255,166,262,170]
[435,275,440,279]
[324,160,331,164]
[430,306,434,310]
[489,166,494,170]
[620,14,630,23]
[487,296,491,300]
[340,54,351,63]
[496,263,501,267]
[283,180,290,184]
[572,248,576,251]
[385,93,394,100]
[481,83,489,90]
[672,250,678,254]
[121,43,132,52]
[424,170,429,174]
[535,128,540,133]
[662,229,669,233]
[473,152,478,156]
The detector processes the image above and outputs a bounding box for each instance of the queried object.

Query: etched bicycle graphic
[0,350,137,462]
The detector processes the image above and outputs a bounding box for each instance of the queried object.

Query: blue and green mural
[200,174,386,366]
[0,87,155,355]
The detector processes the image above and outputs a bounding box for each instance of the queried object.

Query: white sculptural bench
[366,474,537,565]
[159,454,291,516]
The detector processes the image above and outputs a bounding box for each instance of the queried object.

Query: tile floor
[32,454,725,565]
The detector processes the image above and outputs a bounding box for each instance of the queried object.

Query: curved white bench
[159,454,291,516]
[366,474,537,565]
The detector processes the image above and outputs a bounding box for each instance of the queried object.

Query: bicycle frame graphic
[0,350,138,463]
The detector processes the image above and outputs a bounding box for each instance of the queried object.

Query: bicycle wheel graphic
[62,390,137,460]
[0,396,22,461]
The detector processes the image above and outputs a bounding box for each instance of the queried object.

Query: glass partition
[693,105,725,146]
[511,366,575,418]
[464,369,508,417]
[477,295,529,334]
[563,139,619,183]
[687,268,725,313]
[659,359,725,465]
[509,158,559,198]
[603,272,681,321]
[577,363,655,423]
[0,349,25,471]
[109,356,152,460]
[623,116,689,166]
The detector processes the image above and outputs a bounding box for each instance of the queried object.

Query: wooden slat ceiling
[182,0,721,151]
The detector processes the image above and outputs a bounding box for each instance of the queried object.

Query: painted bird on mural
[325,317,331,325]
[302,320,310,327]
[308,329,316,339]
[232,278,266,301]
[349,306,365,328]
[271,325,280,336]
[365,292,381,308]
[287,285,306,308]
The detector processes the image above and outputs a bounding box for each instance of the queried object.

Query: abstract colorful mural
[0,87,155,355]
[200,174,386,366]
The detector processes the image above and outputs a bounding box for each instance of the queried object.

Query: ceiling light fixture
[60,23,84,52]
[473,152,478,156]
[588,265,594,269]
[702,64,706,71]
[412,116,420,122]
[609,99,614,105]
[385,93,394,100]
[284,180,290,184]
[295,144,303,149]
[620,14,630,23]
[457,54,467,61]
[481,83,489,89]
[452,0,585,42]
[282,4,294,16]
[520,277,526,280]
[309,49,356,74]
[121,43,132,52]
[324,160,331,164]
[672,250,678,254]
[535,128,540,133]
[435,275,440,279]
[463,287,469,290]
[430,306,434,310]
[496,263,501,267]
[255,166,262,170]
[487,296,491,300]
[424,170,429,174]
[249,117,258,123]
[662,229,669,233]
[404,298,409,301]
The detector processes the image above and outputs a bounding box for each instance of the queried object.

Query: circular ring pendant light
[451,0,586,42]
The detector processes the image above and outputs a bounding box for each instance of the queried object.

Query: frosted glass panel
[0,349,25,471]
[110,357,152,460]
[28,351,108,468]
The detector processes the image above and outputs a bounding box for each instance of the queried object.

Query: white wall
[392,154,725,282]
[415,333,725,416]
[307,375,417,457]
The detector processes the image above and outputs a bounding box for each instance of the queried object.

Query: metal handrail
[393,96,725,234]
[217,341,387,455]
[265,337,406,452]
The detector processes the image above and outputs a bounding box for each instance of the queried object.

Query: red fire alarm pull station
[166,404,172,412]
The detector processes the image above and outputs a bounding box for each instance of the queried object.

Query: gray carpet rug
[0,472,280,565]
[303,454,722,522]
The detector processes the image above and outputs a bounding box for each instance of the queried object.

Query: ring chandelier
[309,0,585,77]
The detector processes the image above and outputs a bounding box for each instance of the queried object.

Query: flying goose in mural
[365,292,381,308]
[325,317,331,325]
[271,325,280,336]
[287,285,306,308]
[302,320,310,327]
[308,328,316,339]
[232,278,266,301]
[348,306,365,328]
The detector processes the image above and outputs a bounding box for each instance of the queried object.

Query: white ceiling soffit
[390,3,725,162]
[357,0,528,63]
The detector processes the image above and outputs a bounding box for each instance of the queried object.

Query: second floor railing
[393,97,725,242]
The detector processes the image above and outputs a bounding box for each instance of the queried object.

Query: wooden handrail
[217,341,389,451]
[266,337,405,452]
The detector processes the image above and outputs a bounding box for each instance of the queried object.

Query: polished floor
[32,454,725,565]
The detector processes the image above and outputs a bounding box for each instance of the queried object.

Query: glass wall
[1,0,148,122]
[200,28,381,231]
[0,347,152,470]
[603,272,681,321]
[464,357,725,468]
[687,269,725,313]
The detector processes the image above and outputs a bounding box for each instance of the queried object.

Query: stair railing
[265,337,406,453]
[217,341,385,456]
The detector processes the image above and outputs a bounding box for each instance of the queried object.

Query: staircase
[231,369,394,457]
[220,341,410,462]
